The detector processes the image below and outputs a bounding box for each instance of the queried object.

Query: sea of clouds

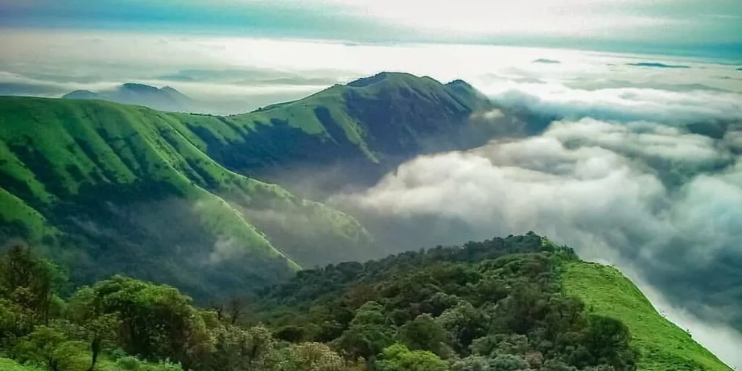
[332,66,742,368]
[2,30,741,367]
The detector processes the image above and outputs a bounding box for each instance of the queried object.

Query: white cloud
[1,30,739,110]
[331,117,742,368]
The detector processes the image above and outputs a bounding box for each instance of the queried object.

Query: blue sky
[1,0,741,57]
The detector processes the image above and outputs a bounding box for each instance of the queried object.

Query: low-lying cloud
[332,104,742,367]
[485,82,742,125]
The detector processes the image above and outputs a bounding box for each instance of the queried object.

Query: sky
[1,0,741,57]
[1,1,742,367]
[0,0,741,111]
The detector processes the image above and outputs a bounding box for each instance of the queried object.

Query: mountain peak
[346,71,427,88]
[120,82,160,93]
[62,83,194,112]
[446,79,473,88]
[62,90,99,100]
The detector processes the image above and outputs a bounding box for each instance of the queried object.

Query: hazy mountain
[194,72,514,195]
[63,83,197,112]
[0,72,506,299]
[0,97,371,298]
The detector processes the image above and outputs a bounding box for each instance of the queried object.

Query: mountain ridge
[1,72,503,298]
[62,83,196,112]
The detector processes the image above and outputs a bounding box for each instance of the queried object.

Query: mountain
[256,233,732,371]
[0,234,730,371]
[190,72,508,194]
[0,97,370,299]
[0,72,502,299]
[63,83,196,112]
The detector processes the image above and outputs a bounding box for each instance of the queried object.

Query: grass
[562,262,732,371]
[0,358,42,371]
[0,96,374,294]
[0,187,54,240]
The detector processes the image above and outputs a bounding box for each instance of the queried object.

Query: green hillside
[1,234,727,371]
[181,72,499,191]
[251,233,730,371]
[0,72,499,298]
[0,97,370,298]
[563,263,731,371]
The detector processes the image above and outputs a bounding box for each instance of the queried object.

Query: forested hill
[0,234,730,371]
[0,72,500,299]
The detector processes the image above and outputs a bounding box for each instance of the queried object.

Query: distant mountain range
[63,83,197,112]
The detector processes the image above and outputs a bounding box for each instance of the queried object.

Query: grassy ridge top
[562,262,732,371]
[0,96,371,298]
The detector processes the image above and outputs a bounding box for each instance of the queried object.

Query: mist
[330,81,742,368]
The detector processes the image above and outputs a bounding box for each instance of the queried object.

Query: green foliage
[0,235,729,371]
[0,241,64,338]
[562,262,731,371]
[396,314,450,357]
[375,343,448,371]
[0,95,373,299]
[0,357,44,371]
[336,302,395,359]
[88,275,211,366]
[12,322,86,371]
[255,235,642,371]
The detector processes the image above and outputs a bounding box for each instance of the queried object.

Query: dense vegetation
[2,233,725,371]
[562,264,729,371]
[0,72,502,300]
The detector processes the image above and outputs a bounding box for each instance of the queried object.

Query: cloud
[532,58,561,64]
[209,236,241,264]
[626,62,691,69]
[331,98,742,368]
[2,30,740,111]
[484,81,742,125]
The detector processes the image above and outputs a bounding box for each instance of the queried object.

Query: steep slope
[254,233,731,371]
[563,263,730,371]
[1,72,503,297]
[63,83,195,112]
[185,72,504,193]
[0,97,370,299]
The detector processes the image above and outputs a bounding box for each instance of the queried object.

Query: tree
[486,354,530,371]
[89,275,212,368]
[280,342,362,371]
[13,322,86,371]
[582,315,636,371]
[375,343,448,371]
[396,314,449,357]
[436,301,488,353]
[336,302,395,359]
[0,242,63,333]
[67,286,121,371]
[226,296,249,325]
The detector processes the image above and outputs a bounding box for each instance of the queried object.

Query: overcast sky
[1,0,741,58]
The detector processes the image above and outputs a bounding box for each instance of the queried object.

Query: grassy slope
[0,72,486,294]
[185,72,487,169]
[562,262,731,371]
[0,97,370,295]
[0,97,285,254]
